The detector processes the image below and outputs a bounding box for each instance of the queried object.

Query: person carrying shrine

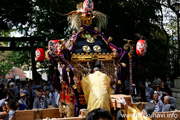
[81,60,113,112]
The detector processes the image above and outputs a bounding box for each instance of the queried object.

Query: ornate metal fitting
[108,37,113,42]
[123,39,134,55]
[82,45,91,53]
[86,37,95,43]
[93,45,101,53]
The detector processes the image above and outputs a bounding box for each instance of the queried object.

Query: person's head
[21,83,26,89]
[32,80,36,85]
[141,82,145,88]
[93,60,101,73]
[93,67,100,72]
[132,84,136,88]
[2,103,7,112]
[28,85,32,91]
[146,79,149,82]
[20,93,26,100]
[166,77,170,81]
[164,96,170,104]
[7,89,13,97]
[9,82,15,88]
[153,93,158,101]
[16,80,20,86]
[10,78,15,82]
[161,81,165,86]
[148,84,151,88]
[45,89,50,96]
[144,102,155,116]
[166,89,172,96]
[6,99,17,111]
[85,108,113,120]
[156,84,160,90]
[37,88,43,98]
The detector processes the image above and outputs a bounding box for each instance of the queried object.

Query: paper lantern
[83,0,94,13]
[136,40,147,56]
[35,48,45,62]
[48,40,61,57]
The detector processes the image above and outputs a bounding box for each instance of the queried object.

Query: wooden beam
[56,117,85,120]
[16,108,60,120]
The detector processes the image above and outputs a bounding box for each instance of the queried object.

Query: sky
[10,31,24,37]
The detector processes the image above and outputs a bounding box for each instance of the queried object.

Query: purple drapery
[53,67,61,90]
[58,55,76,72]
[62,66,69,85]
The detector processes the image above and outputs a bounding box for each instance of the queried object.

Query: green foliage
[0,0,33,31]
[0,51,30,75]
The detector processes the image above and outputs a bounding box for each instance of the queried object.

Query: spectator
[85,108,113,120]
[33,88,48,109]
[143,102,155,117]
[165,77,174,89]
[27,85,35,109]
[0,84,6,99]
[32,81,39,90]
[125,77,130,95]
[149,92,163,112]
[6,89,14,100]
[5,99,17,120]
[166,89,176,109]
[20,83,27,94]
[160,82,167,95]
[44,89,55,107]
[9,82,16,96]
[18,93,28,110]
[14,80,20,100]
[54,89,60,108]
[145,78,151,88]
[0,93,7,111]
[131,84,141,102]
[43,82,50,92]
[0,102,8,119]
[48,81,54,92]
[132,84,137,97]
[162,96,174,112]
[152,76,161,87]
[7,78,15,88]
[155,84,163,99]
[139,82,146,102]
[145,84,154,102]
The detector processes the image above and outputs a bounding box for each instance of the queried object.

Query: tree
[0,0,173,81]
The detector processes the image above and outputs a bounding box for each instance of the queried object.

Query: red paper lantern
[83,0,94,13]
[48,40,61,57]
[35,48,45,62]
[136,40,147,56]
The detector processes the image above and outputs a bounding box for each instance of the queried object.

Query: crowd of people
[0,78,60,120]
[124,75,176,113]
[0,75,176,119]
